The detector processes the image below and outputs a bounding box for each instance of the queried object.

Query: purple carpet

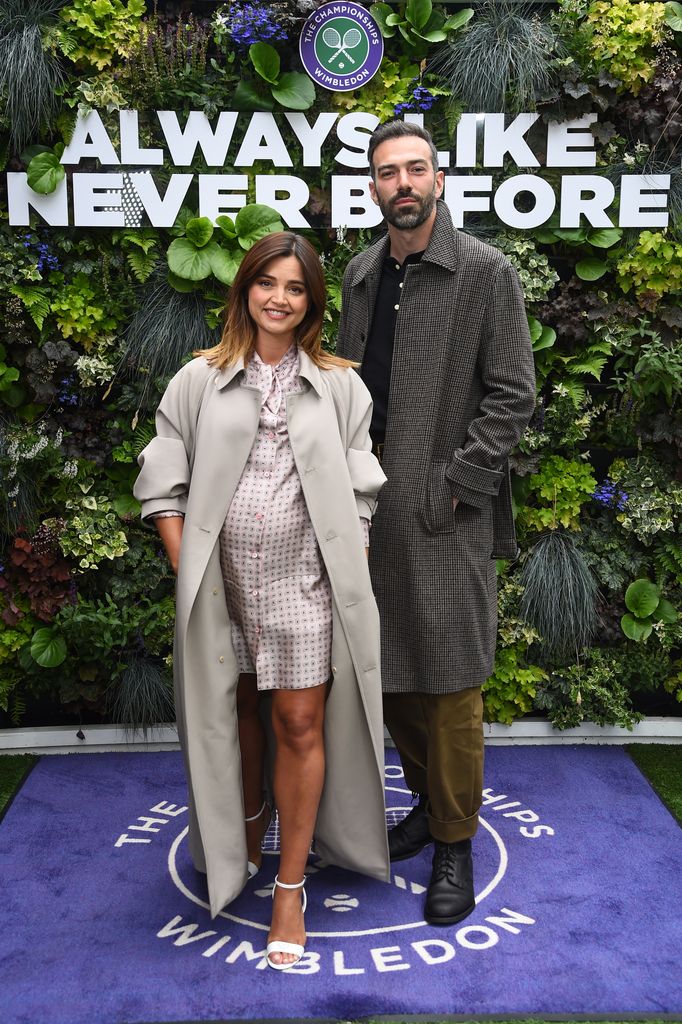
[0,745,680,1022]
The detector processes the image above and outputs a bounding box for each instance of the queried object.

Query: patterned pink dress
[218,346,367,691]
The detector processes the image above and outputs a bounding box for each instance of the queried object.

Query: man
[336,121,536,926]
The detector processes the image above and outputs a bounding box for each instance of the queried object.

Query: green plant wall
[0,0,680,731]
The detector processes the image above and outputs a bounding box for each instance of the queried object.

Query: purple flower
[393,80,437,117]
[592,478,628,511]
[218,3,288,48]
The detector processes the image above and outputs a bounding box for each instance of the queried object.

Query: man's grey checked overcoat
[336,201,536,693]
[133,351,390,917]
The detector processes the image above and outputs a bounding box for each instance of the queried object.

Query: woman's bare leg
[268,682,327,966]
[237,673,267,867]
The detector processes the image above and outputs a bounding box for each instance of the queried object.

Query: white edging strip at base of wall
[0,718,680,755]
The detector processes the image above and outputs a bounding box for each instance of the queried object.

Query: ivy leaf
[621,613,653,643]
[249,42,280,85]
[575,257,608,281]
[27,152,65,195]
[31,628,67,669]
[625,579,660,618]
[167,238,213,281]
[185,217,214,248]
[271,72,316,111]
[235,204,284,249]
[406,0,432,31]
[587,228,623,249]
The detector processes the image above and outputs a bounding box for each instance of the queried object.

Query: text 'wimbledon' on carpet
[0,745,680,1023]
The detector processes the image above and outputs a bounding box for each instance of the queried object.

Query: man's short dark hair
[367,121,439,179]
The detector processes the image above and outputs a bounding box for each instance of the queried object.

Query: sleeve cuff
[446,453,504,498]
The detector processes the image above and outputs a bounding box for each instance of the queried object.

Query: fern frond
[131,422,155,457]
[10,284,51,330]
[126,249,158,283]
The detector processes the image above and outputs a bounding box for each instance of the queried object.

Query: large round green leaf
[232,79,274,112]
[0,366,20,391]
[533,326,556,353]
[527,316,542,343]
[625,578,660,618]
[576,257,608,281]
[207,243,243,286]
[655,598,678,624]
[621,614,653,643]
[113,494,141,518]
[250,42,280,85]
[665,2,682,31]
[406,0,433,31]
[587,228,623,249]
[185,217,214,248]
[271,72,316,111]
[215,215,236,240]
[235,204,284,249]
[167,238,213,281]
[27,152,65,195]
[167,271,200,293]
[0,383,26,408]
[370,2,398,35]
[31,628,67,668]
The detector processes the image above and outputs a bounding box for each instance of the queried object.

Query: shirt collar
[211,346,323,397]
[349,200,458,285]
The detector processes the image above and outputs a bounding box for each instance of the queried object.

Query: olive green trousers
[383,687,484,843]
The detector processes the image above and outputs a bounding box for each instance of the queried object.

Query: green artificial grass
[627,744,682,824]
[0,753,37,817]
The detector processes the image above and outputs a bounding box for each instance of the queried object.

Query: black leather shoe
[388,796,432,861]
[424,839,475,925]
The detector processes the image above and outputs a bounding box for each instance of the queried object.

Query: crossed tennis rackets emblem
[322,26,363,64]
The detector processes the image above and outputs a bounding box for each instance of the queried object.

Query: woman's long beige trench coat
[134,350,391,917]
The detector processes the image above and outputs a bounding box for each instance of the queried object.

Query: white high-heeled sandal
[245,801,270,879]
[266,875,307,971]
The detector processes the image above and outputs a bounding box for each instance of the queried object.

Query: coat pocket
[420,461,456,535]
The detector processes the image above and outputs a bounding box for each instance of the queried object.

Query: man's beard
[378,186,437,230]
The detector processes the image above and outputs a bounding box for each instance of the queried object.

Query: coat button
[219,656,224,663]
[212,588,218,595]
[332,665,338,673]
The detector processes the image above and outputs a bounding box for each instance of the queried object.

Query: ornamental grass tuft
[122,275,222,403]
[433,0,561,113]
[520,530,599,664]
[108,656,175,737]
[0,0,64,155]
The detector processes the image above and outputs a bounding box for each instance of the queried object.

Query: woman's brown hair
[197,232,356,370]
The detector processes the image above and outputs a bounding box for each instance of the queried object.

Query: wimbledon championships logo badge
[299,3,384,92]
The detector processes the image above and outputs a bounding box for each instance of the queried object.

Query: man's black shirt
[361,249,425,444]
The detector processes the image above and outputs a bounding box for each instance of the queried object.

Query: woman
[134,232,390,970]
